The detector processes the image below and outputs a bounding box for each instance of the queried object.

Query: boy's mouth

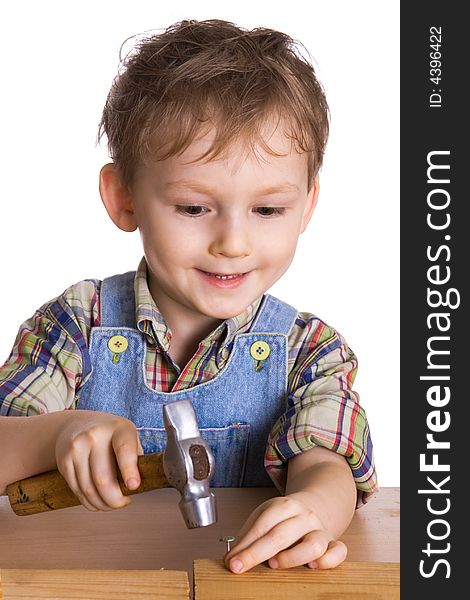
[196,269,250,288]
[204,272,244,280]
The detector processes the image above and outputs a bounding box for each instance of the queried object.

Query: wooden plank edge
[0,568,190,600]
[194,558,400,585]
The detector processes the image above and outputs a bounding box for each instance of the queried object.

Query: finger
[73,456,114,511]
[269,530,331,570]
[112,426,142,490]
[226,497,301,560]
[226,515,314,574]
[58,459,99,512]
[308,540,348,570]
[89,445,130,509]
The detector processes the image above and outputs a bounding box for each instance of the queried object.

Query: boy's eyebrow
[164,180,300,195]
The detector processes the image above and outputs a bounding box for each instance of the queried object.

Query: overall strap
[249,294,298,335]
[100,271,137,327]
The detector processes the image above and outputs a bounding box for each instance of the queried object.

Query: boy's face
[101,122,318,325]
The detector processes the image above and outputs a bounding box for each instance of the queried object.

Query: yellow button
[108,335,129,354]
[250,341,270,361]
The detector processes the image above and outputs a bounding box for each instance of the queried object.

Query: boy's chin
[200,299,259,321]
[204,307,245,320]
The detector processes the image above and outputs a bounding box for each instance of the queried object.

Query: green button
[250,341,270,361]
[108,335,129,354]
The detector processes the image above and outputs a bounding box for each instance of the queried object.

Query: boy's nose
[208,217,251,259]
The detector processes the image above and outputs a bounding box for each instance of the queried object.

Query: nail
[220,535,236,553]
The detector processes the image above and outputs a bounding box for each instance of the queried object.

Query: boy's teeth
[214,273,240,280]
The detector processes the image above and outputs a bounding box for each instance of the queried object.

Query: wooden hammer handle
[6,452,168,516]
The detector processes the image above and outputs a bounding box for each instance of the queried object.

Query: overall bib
[77,271,298,487]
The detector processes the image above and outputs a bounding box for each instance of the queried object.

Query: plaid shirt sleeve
[0,281,99,416]
[265,315,378,506]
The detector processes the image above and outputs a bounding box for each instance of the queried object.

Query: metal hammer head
[162,399,217,529]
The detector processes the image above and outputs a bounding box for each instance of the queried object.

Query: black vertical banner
[401,3,466,598]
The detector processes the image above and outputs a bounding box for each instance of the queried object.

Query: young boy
[0,19,377,574]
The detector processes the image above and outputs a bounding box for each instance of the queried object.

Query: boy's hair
[98,19,329,190]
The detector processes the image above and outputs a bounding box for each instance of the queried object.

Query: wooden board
[0,569,189,599]
[0,488,400,574]
[194,559,400,599]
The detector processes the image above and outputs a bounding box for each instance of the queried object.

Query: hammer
[6,399,217,529]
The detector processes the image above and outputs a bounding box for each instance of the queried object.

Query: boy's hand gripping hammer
[6,399,217,529]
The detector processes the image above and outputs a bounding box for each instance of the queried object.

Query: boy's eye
[175,205,208,216]
[254,207,286,217]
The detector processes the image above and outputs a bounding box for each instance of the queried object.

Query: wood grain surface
[0,488,399,599]
[0,569,189,599]
[194,558,400,599]
[0,488,399,570]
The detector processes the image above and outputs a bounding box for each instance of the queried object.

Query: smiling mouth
[196,269,251,288]
[203,271,245,280]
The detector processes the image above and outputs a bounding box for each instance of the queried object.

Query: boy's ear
[99,163,138,232]
[300,175,320,233]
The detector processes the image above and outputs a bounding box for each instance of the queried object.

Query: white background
[0,1,399,486]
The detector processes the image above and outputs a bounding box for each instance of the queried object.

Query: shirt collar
[134,257,263,354]
[134,257,172,350]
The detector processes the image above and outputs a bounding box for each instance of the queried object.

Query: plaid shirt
[0,257,378,502]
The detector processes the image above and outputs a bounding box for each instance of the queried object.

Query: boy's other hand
[223,494,347,573]
[54,411,144,512]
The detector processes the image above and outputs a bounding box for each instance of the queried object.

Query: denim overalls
[77,271,298,487]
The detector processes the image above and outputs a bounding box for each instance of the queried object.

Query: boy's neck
[164,314,224,370]
[147,278,224,365]
[166,330,213,369]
